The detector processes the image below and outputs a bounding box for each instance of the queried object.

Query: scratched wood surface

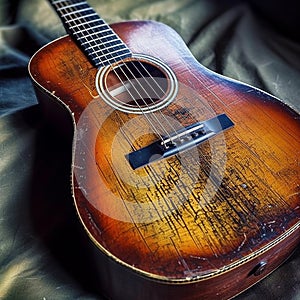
[29,20,300,297]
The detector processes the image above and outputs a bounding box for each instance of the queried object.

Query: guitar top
[28,1,300,299]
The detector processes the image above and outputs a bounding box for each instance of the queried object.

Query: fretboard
[49,0,132,68]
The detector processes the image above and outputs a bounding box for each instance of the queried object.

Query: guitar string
[51,3,177,180]
[51,1,226,205]
[53,2,223,230]
[52,1,216,160]
[50,1,289,223]
[52,1,227,193]
[52,2,185,199]
[71,0,292,236]
[50,2,293,252]
[53,0,184,148]
[51,0,263,145]
[52,1,204,144]
[52,1,169,142]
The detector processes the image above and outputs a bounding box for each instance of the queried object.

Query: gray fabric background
[0,0,299,299]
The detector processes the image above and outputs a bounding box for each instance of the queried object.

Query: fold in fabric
[0,0,299,299]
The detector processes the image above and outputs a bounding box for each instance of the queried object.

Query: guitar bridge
[126,113,234,169]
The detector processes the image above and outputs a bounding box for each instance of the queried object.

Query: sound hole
[95,54,178,114]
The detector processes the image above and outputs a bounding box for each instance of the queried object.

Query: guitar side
[28,20,300,300]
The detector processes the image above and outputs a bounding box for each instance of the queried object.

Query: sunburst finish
[29,19,300,299]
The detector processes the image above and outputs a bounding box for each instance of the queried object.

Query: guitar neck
[49,0,132,68]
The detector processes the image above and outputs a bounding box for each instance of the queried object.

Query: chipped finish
[28,20,300,299]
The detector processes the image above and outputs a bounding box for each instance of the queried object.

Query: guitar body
[29,20,300,299]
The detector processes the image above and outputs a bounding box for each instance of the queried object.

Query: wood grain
[29,20,300,299]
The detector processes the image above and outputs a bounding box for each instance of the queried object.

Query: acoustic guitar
[28,0,300,299]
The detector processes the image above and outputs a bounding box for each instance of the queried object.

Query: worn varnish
[29,21,300,299]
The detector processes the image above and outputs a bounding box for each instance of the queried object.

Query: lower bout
[88,226,300,300]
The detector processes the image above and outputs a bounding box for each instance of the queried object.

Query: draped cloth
[0,0,299,299]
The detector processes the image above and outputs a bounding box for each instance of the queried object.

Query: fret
[82,42,128,58]
[85,40,123,51]
[72,24,109,35]
[69,18,105,27]
[52,0,85,4]
[97,52,132,67]
[70,17,105,27]
[57,1,86,11]
[65,12,98,23]
[92,34,117,44]
[89,45,129,58]
[49,0,132,67]
[87,45,129,56]
[69,18,101,29]
[92,52,131,65]
[52,0,68,4]
[61,7,93,18]
[77,29,113,40]
[82,37,120,46]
